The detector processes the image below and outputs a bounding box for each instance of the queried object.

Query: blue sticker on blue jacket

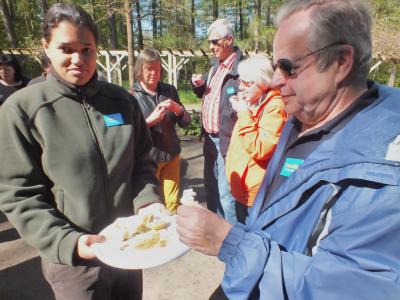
[280,157,304,177]
[103,113,124,127]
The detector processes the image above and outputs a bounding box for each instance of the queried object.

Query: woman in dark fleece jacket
[0,4,163,300]
[131,48,191,214]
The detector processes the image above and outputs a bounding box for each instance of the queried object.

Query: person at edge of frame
[177,0,400,299]
[0,3,167,300]
[0,53,30,104]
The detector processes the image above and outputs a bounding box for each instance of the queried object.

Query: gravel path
[142,136,225,300]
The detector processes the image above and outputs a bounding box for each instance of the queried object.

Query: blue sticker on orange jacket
[280,157,304,177]
[103,113,124,127]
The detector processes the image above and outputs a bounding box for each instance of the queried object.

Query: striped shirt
[202,52,237,134]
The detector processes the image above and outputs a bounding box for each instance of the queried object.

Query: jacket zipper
[306,183,341,256]
[81,97,109,206]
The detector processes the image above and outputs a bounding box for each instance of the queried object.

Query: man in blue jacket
[177,0,400,299]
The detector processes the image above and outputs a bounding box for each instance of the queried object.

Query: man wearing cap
[191,19,243,225]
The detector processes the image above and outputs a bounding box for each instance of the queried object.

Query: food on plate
[128,230,169,250]
[112,209,172,250]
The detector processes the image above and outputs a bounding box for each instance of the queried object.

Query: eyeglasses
[272,41,344,77]
[239,79,255,88]
[209,35,229,45]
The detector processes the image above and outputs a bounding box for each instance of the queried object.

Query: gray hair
[133,48,162,81]
[276,0,372,84]
[238,54,274,89]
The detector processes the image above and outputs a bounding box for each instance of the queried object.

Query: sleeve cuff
[58,230,82,266]
[218,222,246,262]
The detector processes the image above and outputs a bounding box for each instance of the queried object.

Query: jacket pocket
[56,189,65,213]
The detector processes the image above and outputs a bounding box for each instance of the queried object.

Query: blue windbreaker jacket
[218,83,400,299]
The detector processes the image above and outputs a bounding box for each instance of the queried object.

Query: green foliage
[369,60,400,87]
[152,33,197,50]
[179,110,202,136]
[179,87,200,104]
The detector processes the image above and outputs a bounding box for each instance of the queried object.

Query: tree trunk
[238,0,243,39]
[152,0,157,40]
[108,12,119,49]
[266,0,271,26]
[159,5,163,37]
[124,0,135,88]
[38,0,48,19]
[254,0,262,51]
[191,0,195,38]
[212,0,218,20]
[0,0,18,47]
[135,0,144,49]
[106,0,118,49]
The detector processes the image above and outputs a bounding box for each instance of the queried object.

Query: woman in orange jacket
[226,54,287,223]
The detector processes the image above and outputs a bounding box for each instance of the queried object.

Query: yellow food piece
[149,221,168,231]
[133,232,160,249]
[134,223,151,234]
[117,212,172,251]
[143,214,153,224]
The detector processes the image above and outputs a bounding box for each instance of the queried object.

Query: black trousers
[41,259,142,300]
[209,285,229,300]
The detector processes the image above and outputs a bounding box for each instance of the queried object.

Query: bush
[179,110,202,137]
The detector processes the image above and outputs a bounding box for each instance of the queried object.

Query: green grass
[122,80,201,104]
[179,89,201,104]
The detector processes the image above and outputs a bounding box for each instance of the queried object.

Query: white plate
[92,215,190,269]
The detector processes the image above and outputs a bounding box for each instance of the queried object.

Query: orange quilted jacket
[226,89,287,206]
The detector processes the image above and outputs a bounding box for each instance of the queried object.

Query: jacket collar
[211,46,242,77]
[48,67,101,100]
[251,89,281,116]
[133,80,159,96]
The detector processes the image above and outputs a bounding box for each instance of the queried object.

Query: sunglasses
[272,41,345,77]
[209,35,229,45]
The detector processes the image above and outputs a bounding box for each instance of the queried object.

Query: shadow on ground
[0,257,54,300]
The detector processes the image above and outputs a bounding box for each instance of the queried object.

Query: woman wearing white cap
[226,54,287,222]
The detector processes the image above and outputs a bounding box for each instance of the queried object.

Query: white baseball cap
[207,19,234,40]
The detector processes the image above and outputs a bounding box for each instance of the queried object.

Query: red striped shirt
[202,52,237,134]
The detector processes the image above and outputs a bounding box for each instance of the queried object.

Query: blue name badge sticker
[226,86,236,96]
[103,113,124,127]
[280,157,304,177]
